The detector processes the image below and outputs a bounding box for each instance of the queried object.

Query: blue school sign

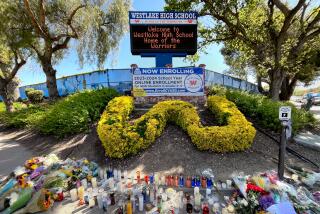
[129,11,198,67]
[132,67,204,96]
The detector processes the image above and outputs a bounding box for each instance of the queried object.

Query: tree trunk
[269,69,285,101]
[42,61,59,99]
[0,87,14,113]
[279,75,297,101]
[257,75,264,94]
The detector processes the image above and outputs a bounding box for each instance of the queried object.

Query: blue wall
[12,68,258,100]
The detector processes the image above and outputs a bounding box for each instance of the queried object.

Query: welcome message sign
[129,11,198,55]
[132,67,204,96]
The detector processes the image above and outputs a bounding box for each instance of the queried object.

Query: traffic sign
[279,106,291,121]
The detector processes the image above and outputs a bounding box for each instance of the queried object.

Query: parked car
[301,93,320,105]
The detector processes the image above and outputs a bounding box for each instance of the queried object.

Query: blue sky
[18,0,228,86]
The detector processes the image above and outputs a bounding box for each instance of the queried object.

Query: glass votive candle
[99,168,105,180]
[221,182,227,189]
[70,188,78,201]
[161,175,166,185]
[77,186,85,200]
[213,203,220,212]
[91,177,98,188]
[81,178,88,189]
[226,180,232,188]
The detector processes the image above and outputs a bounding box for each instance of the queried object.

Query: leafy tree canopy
[165,0,320,100]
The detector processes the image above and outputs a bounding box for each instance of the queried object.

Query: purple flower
[259,194,275,210]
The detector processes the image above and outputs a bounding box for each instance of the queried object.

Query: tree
[19,0,130,99]
[0,49,26,112]
[165,0,320,101]
[0,1,30,112]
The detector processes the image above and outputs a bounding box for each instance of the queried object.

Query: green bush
[25,88,34,96]
[207,85,227,96]
[25,88,44,104]
[0,104,49,128]
[38,88,118,137]
[0,102,26,113]
[225,90,315,133]
[97,96,256,158]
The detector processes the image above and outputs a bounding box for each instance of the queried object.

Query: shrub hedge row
[97,96,256,158]
[223,90,315,133]
[38,88,118,137]
[0,88,118,137]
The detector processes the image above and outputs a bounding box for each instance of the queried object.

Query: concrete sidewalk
[294,131,320,152]
[0,138,33,179]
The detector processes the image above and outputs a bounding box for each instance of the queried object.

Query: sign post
[278,106,292,180]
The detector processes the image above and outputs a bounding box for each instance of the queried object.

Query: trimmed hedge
[25,88,44,104]
[38,88,118,137]
[224,90,315,133]
[97,96,256,158]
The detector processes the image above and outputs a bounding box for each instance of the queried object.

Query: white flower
[241,199,248,206]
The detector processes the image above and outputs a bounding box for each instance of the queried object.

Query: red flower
[246,183,268,195]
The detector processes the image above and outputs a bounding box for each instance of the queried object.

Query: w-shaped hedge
[97,96,256,158]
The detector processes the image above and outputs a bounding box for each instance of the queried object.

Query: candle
[216,182,222,189]
[196,176,201,187]
[110,192,115,205]
[81,179,88,189]
[117,169,122,180]
[208,198,214,205]
[88,196,95,208]
[207,177,213,188]
[138,194,144,211]
[226,180,232,188]
[186,176,191,188]
[201,176,207,188]
[213,203,220,212]
[202,202,210,214]
[102,194,108,211]
[144,175,149,184]
[114,169,118,180]
[70,188,78,201]
[206,188,211,198]
[154,173,159,185]
[161,175,166,185]
[150,187,154,203]
[222,182,227,189]
[78,186,85,201]
[186,201,193,213]
[150,174,154,184]
[174,176,179,187]
[179,175,184,187]
[127,197,133,214]
[123,170,128,180]
[91,177,97,188]
[162,193,167,201]
[194,187,201,207]
[165,176,170,186]
[97,194,103,209]
[136,171,141,184]
[99,168,104,180]
[131,195,136,213]
[194,187,200,195]
[192,176,196,187]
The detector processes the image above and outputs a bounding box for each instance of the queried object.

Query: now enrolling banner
[132,67,204,96]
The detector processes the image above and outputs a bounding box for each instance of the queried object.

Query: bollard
[278,121,288,180]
